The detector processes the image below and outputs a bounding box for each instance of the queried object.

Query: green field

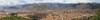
[0,16,30,20]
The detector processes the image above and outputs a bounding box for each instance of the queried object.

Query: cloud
[91,0,100,3]
[0,0,100,6]
[0,0,64,5]
[64,0,91,3]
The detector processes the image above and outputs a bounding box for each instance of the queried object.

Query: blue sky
[0,0,100,6]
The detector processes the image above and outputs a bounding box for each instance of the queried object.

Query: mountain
[0,3,100,20]
[0,3,75,12]
[16,3,100,20]
[17,3,100,12]
[1,4,33,9]
[18,3,75,11]
[0,3,100,12]
[1,3,75,9]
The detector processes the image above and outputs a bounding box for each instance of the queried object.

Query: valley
[0,3,99,20]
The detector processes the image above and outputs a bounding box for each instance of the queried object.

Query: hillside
[0,3,100,20]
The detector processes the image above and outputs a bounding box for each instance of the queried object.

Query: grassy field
[0,16,30,20]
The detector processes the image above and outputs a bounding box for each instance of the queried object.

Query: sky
[0,0,100,6]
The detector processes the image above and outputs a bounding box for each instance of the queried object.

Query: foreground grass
[0,16,30,20]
